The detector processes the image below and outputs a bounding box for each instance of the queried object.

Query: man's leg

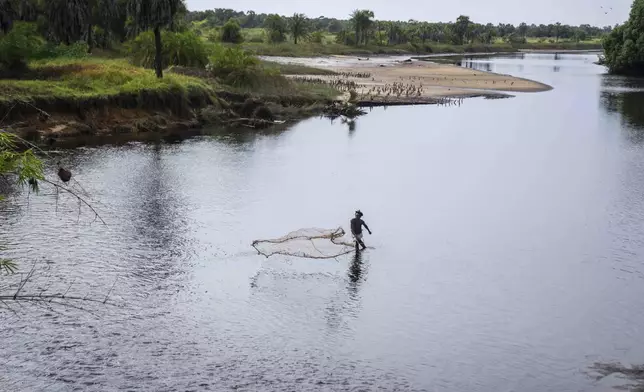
[357,234,366,250]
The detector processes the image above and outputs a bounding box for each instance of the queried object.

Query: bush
[0,22,44,72]
[309,31,325,44]
[37,41,89,59]
[221,19,243,43]
[248,35,265,43]
[206,45,280,87]
[504,33,527,45]
[128,30,208,69]
[206,29,220,43]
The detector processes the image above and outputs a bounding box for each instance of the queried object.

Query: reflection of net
[252,227,356,259]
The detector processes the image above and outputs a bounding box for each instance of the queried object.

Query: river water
[2,53,644,391]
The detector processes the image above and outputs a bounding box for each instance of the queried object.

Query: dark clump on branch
[57,164,71,183]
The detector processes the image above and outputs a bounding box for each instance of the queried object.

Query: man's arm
[362,221,372,234]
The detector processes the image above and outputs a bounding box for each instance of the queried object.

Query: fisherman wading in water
[351,210,372,250]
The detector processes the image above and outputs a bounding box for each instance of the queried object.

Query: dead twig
[38,178,107,225]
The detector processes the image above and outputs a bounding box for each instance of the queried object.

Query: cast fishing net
[252,227,356,259]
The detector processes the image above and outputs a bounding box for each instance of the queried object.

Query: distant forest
[186,8,612,46]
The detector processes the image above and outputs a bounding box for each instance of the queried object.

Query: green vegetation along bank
[191,8,607,56]
[602,0,644,75]
[0,54,344,144]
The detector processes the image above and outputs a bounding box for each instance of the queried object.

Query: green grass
[0,57,339,113]
[242,28,266,43]
[0,58,213,101]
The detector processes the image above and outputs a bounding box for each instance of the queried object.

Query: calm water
[2,53,644,392]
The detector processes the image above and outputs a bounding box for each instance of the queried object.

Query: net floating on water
[252,227,356,259]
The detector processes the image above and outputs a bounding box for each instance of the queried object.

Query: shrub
[0,22,44,72]
[206,29,220,43]
[309,31,325,44]
[206,45,259,85]
[37,41,89,59]
[206,45,282,87]
[248,35,265,43]
[221,19,243,43]
[128,30,208,69]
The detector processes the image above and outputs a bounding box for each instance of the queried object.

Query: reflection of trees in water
[463,60,492,72]
[600,89,644,144]
[205,125,291,145]
[126,143,192,282]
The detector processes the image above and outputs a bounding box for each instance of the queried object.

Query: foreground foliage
[603,0,644,75]
[0,132,43,195]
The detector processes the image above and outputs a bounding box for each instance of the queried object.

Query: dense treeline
[186,7,612,46]
[602,0,644,75]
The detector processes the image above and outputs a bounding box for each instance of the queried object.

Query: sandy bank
[271,56,552,104]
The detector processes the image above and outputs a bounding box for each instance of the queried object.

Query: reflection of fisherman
[350,210,371,250]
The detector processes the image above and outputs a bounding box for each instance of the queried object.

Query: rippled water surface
[2,53,644,391]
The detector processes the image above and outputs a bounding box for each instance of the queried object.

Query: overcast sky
[187,0,631,26]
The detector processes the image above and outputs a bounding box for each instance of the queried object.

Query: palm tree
[46,0,90,45]
[0,0,42,33]
[127,0,183,78]
[289,13,309,44]
[453,15,471,45]
[264,13,287,43]
[0,0,15,33]
[87,0,118,52]
[349,9,374,46]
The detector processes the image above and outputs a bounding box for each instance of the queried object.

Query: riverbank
[239,41,603,58]
[270,56,552,105]
[0,58,345,144]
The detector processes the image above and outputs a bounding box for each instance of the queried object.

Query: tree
[288,13,309,44]
[327,19,343,33]
[127,0,184,78]
[87,0,118,52]
[45,0,89,45]
[452,15,471,45]
[0,0,39,34]
[518,22,528,38]
[0,22,43,73]
[553,22,562,42]
[264,14,287,43]
[574,29,587,42]
[603,0,644,75]
[221,18,242,43]
[349,9,374,46]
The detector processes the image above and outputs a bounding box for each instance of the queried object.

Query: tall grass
[0,58,212,101]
